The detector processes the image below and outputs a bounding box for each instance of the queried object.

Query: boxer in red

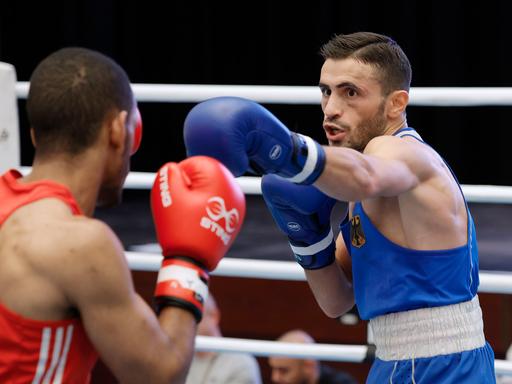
[0,47,245,383]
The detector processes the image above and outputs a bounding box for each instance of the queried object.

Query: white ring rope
[195,336,512,375]
[16,167,512,203]
[123,171,264,195]
[121,173,512,203]
[15,82,512,106]
[126,252,512,295]
[196,335,367,362]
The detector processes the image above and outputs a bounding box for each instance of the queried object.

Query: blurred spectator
[185,293,262,384]
[268,329,358,384]
[497,344,512,384]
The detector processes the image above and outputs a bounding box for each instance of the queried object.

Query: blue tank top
[339,127,479,320]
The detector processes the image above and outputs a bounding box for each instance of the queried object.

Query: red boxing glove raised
[151,156,246,321]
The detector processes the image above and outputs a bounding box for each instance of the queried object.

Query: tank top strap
[393,127,425,142]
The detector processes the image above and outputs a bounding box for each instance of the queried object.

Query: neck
[25,149,106,217]
[384,117,408,136]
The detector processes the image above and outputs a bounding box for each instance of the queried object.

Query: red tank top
[0,170,98,384]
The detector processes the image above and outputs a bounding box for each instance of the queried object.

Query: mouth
[324,124,347,142]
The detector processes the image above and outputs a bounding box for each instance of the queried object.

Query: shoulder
[24,203,129,297]
[364,134,429,159]
[30,204,123,268]
[8,197,118,264]
[364,134,442,179]
[52,216,133,308]
[66,216,123,257]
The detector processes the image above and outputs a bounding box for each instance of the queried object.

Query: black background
[2,0,512,185]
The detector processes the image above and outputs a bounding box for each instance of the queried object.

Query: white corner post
[0,62,20,174]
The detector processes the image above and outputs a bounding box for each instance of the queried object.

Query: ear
[30,128,37,148]
[110,110,128,151]
[386,90,409,119]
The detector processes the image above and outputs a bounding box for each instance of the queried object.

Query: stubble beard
[97,157,130,208]
[336,101,387,152]
[97,185,123,208]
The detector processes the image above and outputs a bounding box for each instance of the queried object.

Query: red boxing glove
[151,156,246,321]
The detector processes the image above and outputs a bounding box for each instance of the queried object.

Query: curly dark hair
[27,47,133,156]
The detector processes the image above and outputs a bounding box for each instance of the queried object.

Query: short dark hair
[27,47,133,156]
[320,32,412,95]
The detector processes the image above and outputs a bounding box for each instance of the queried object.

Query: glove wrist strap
[154,258,209,322]
[284,134,326,185]
[290,228,336,270]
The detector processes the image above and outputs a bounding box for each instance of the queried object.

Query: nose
[322,95,343,121]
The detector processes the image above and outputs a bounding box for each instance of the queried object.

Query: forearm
[304,261,354,318]
[315,146,377,201]
[83,294,197,384]
[156,307,197,384]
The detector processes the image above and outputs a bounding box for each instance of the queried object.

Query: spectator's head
[197,293,222,337]
[268,330,319,384]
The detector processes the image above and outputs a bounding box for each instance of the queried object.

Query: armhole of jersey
[395,128,474,287]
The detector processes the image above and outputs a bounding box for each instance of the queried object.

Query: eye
[346,88,358,97]
[319,86,331,96]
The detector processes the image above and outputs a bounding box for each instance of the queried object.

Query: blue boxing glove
[261,174,336,269]
[183,96,325,185]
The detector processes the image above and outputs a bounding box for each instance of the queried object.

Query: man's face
[268,357,308,384]
[319,57,388,151]
[97,106,138,207]
[197,299,218,337]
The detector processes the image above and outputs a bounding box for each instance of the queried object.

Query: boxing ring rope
[195,335,368,362]
[14,83,512,376]
[194,336,512,376]
[126,252,512,294]
[117,172,512,203]
[16,167,512,203]
[15,82,512,106]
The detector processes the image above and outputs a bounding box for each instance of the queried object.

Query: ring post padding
[0,63,20,173]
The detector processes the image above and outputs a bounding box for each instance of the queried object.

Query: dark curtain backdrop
[2,1,512,185]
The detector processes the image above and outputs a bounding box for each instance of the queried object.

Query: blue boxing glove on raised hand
[184,96,325,185]
[261,174,337,269]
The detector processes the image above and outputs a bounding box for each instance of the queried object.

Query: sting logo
[200,196,240,245]
[158,166,172,207]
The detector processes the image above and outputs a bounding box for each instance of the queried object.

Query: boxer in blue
[184,32,496,383]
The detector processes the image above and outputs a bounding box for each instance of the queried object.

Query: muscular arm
[315,136,430,202]
[305,233,354,318]
[57,219,195,384]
